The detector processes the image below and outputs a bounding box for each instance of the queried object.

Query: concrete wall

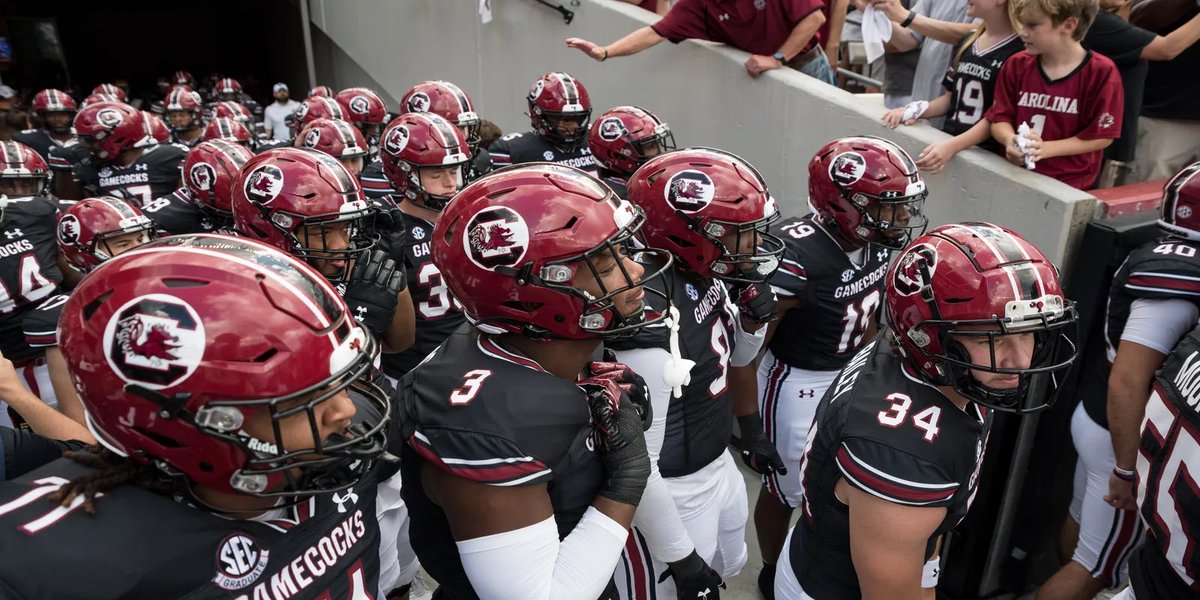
[307,0,1096,269]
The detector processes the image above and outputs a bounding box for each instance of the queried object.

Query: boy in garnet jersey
[987,0,1123,189]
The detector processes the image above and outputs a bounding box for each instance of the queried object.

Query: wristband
[900,11,917,27]
[600,48,608,62]
[1112,466,1135,482]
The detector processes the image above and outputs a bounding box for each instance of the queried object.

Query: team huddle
[0,69,1192,600]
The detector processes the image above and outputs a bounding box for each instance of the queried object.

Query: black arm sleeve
[1,427,86,482]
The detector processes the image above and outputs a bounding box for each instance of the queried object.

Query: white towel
[861,6,894,64]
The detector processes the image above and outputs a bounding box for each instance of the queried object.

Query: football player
[489,72,597,173]
[0,141,67,426]
[139,111,171,148]
[288,96,345,140]
[1116,324,1200,599]
[587,105,675,199]
[142,139,252,235]
[374,112,472,387]
[164,88,205,148]
[295,118,370,177]
[0,234,411,598]
[399,163,664,598]
[399,80,494,184]
[610,148,785,599]
[231,147,416,356]
[775,222,1078,599]
[27,197,157,424]
[1051,162,1200,599]
[309,84,336,98]
[747,136,929,596]
[335,87,389,160]
[90,83,127,104]
[212,77,262,120]
[68,102,186,205]
[202,116,255,150]
[14,89,77,164]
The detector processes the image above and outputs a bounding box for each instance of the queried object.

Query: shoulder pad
[1121,240,1200,300]
[837,437,960,506]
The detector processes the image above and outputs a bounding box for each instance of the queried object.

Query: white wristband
[922,556,941,588]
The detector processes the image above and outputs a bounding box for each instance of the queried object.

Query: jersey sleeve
[21,295,67,349]
[46,145,79,174]
[359,162,395,199]
[1077,57,1124,140]
[142,190,208,235]
[769,247,811,300]
[1121,251,1200,300]
[407,426,553,487]
[984,55,1022,126]
[488,135,516,168]
[836,437,960,507]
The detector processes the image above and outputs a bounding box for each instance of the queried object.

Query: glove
[374,201,407,234]
[734,283,778,325]
[737,412,787,476]
[659,550,725,599]
[583,381,651,506]
[342,249,405,340]
[582,350,652,431]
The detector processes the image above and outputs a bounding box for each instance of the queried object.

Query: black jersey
[608,266,737,477]
[171,131,204,149]
[73,143,186,205]
[142,187,225,235]
[768,216,891,371]
[21,293,68,349]
[359,160,394,199]
[1128,327,1200,598]
[0,198,62,361]
[46,141,89,178]
[398,328,607,599]
[599,173,629,200]
[0,454,396,599]
[11,129,72,165]
[942,33,1023,153]
[788,338,992,598]
[488,130,597,173]
[375,203,464,379]
[468,148,494,183]
[1079,237,1200,429]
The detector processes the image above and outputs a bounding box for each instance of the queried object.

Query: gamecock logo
[348,95,370,114]
[406,92,431,113]
[188,162,215,191]
[57,214,81,246]
[383,125,410,156]
[664,169,716,213]
[103,293,206,390]
[242,164,284,204]
[892,243,937,297]
[464,206,530,270]
[96,108,124,128]
[829,152,866,186]
[598,117,624,142]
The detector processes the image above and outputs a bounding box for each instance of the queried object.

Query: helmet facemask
[538,110,591,148]
[700,211,785,284]
[849,190,930,250]
[262,200,378,283]
[0,173,48,199]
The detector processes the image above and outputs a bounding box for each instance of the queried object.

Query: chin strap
[662,304,695,398]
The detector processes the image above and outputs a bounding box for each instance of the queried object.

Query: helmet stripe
[948,223,1021,299]
[441,81,473,114]
[558,73,579,106]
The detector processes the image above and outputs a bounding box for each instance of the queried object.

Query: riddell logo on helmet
[892,244,937,296]
[464,206,530,270]
[598,117,624,142]
[243,164,285,204]
[57,214,81,246]
[407,92,431,113]
[103,293,206,390]
[383,126,410,156]
[829,152,866,185]
[664,170,715,213]
[96,108,123,128]
[189,162,215,191]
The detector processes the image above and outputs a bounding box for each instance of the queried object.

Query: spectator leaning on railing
[866,0,979,115]
[567,0,839,84]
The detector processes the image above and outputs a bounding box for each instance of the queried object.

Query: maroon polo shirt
[651,0,826,57]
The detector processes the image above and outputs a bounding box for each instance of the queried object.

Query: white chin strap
[662,304,695,398]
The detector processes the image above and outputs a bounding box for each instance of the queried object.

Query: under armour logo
[135,163,148,171]
[931,567,940,577]
[332,490,359,513]
[797,389,815,398]
[354,306,367,322]
[717,13,730,21]
[4,228,23,240]
[877,249,890,262]
[696,589,712,599]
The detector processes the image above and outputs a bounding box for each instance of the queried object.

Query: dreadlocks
[46,445,175,515]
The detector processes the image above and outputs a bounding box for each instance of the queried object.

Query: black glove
[374,202,407,234]
[583,351,652,431]
[737,412,787,476]
[342,249,405,340]
[659,550,725,599]
[734,282,778,325]
[582,380,650,506]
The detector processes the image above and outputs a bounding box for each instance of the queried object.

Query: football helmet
[58,234,389,499]
[527,72,591,148]
[82,92,121,108]
[211,101,254,130]
[56,197,157,272]
[588,106,675,176]
[1157,160,1200,240]
[91,83,128,103]
[184,140,254,225]
[291,97,344,130]
[335,87,388,143]
[171,70,196,88]
[164,88,204,133]
[31,89,77,135]
[379,112,470,211]
[809,136,929,249]
[400,80,482,152]
[136,111,171,148]
[432,163,672,340]
[626,147,784,283]
[308,85,335,98]
[886,222,1078,413]
[74,102,146,161]
[203,117,254,148]
[0,141,51,199]
[231,148,376,282]
[213,77,242,100]
[297,118,368,161]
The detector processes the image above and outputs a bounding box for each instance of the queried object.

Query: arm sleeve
[612,346,697,563]
[1,427,85,482]
[1120,298,1200,354]
[375,469,419,595]
[457,507,629,600]
[725,286,767,368]
[651,0,711,43]
[1077,59,1125,140]
[836,438,960,507]
[983,58,1019,125]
